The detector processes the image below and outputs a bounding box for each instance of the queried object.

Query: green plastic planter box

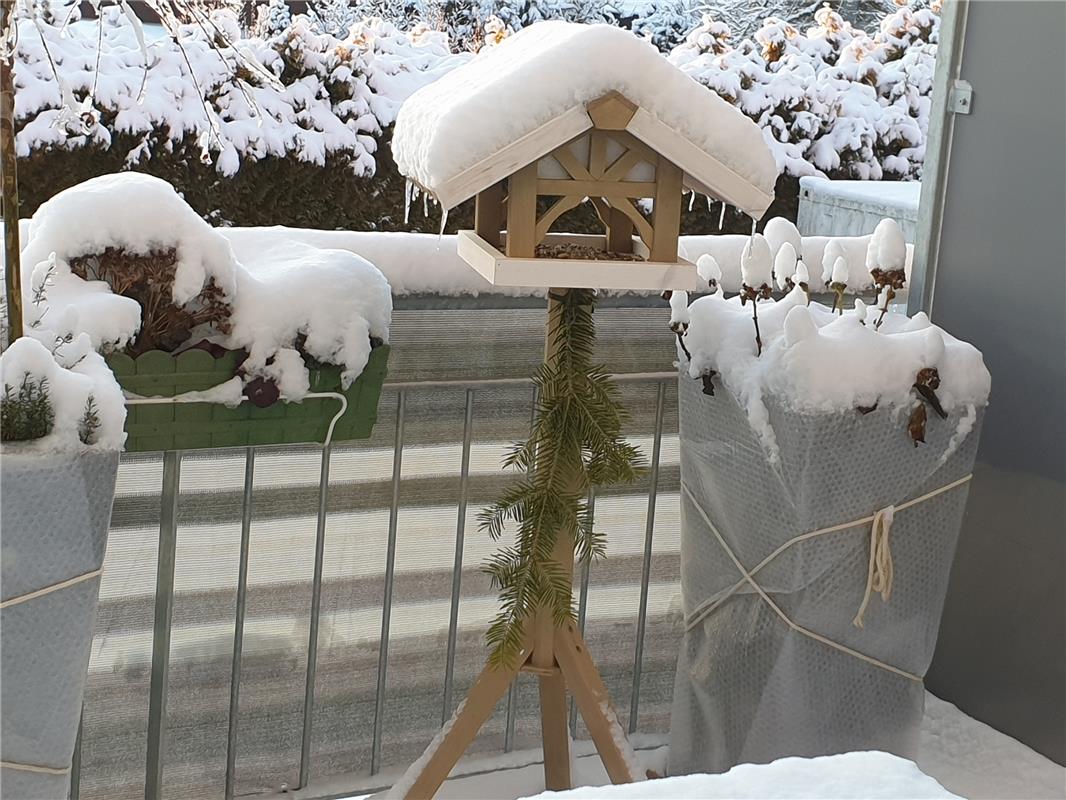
[108,346,390,452]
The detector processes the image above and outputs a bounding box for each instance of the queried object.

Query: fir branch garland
[478,289,646,667]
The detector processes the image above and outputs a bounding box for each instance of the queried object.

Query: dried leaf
[69,247,232,356]
[914,367,947,418]
[915,367,941,391]
[907,402,927,447]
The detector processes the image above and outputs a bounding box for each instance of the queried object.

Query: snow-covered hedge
[670,3,938,180]
[12,3,936,225]
[12,8,441,177]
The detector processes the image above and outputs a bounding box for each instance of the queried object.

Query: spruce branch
[480,289,646,667]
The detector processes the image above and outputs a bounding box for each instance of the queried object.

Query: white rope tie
[0,761,71,775]
[0,568,103,609]
[853,505,895,629]
[681,473,973,683]
[1,569,104,776]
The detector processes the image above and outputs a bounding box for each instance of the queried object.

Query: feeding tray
[459,231,701,291]
[108,346,390,452]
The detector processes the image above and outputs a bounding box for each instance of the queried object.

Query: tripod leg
[554,622,644,785]
[394,639,530,800]
[538,665,572,790]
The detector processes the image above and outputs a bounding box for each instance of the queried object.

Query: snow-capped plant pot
[666,277,990,776]
[108,344,390,452]
[19,174,394,452]
[0,337,125,799]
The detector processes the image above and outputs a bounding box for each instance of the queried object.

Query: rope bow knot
[853,505,895,629]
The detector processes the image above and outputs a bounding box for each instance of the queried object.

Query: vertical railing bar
[70,707,83,800]
[145,450,182,800]
[442,389,476,725]
[371,391,406,775]
[504,385,539,752]
[629,381,666,734]
[503,681,518,753]
[299,443,333,788]
[576,488,595,636]
[225,447,256,800]
[569,488,596,735]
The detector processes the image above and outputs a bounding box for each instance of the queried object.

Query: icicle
[423,191,429,218]
[718,202,727,230]
[438,207,449,243]
[403,180,413,225]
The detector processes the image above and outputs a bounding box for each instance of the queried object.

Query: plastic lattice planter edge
[108,345,390,452]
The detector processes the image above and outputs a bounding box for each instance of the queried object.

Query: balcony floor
[288,693,1063,800]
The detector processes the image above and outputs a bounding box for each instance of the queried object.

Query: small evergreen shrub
[1,374,56,443]
[77,395,101,445]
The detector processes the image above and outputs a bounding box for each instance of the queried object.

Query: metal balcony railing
[70,368,682,800]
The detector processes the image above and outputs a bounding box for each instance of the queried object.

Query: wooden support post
[535,641,572,790]
[650,156,683,263]
[531,294,577,785]
[506,163,539,258]
[554,621,643,785]
[474,181,505,248]
[1,2,23,347]
[391,289,643,800]
[398,635,532,800]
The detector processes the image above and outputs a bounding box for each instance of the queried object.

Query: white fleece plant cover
[1,449,119,800]
[392,21,777,207]
[668,296,989,776]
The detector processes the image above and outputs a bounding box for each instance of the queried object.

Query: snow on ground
[392,22,776,205]
[310,694,1063,800]
[521,752,958,799]
[917,694,1066,800]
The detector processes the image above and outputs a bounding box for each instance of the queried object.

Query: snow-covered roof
[392,22,777,218]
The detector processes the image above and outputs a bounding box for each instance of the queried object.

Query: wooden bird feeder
[448,89,774,292]
[389,23,776,800]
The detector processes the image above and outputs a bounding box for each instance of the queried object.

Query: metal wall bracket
[950,79,974,114]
